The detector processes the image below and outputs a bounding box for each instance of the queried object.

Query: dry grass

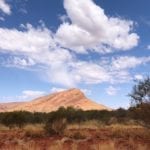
[110,127,150,139]
[0,124,9,131]
[67,120,105,130]
[67,120,143,130]
[23,124,45,138]
[107,123,143,129]
[0,122,150,150]
[65,130,88,139]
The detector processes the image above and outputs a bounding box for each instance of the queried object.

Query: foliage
[45,118,67,135]
[0,111,48,128]
[128,77,150,127]
[0,105,148,131]
[129,77,150,105]
[1,111,29,128]
[129,103,150,127]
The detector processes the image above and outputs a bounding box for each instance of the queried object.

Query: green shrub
[1,111,28,128]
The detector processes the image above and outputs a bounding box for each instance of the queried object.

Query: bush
[1,111,29,128]
[45,118,67,135]
[129,103,150,127]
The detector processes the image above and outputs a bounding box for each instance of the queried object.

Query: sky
[0,0,149,109]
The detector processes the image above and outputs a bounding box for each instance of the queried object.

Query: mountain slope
[0,89,111,112]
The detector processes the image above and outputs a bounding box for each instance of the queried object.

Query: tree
[2,111,29,128]
[45,107,67,135]
[129,77,150,127]
[129,77,150,105]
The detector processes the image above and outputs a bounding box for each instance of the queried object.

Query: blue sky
[0,0,149,109]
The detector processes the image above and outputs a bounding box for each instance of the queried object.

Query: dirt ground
[0,128,149,150]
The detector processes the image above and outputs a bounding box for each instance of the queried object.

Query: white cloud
[0,0,11,15]
[105,56,150,84]
[0,90,46,102]
[0,23,149,87]
[106,86,119,96]
[59,14,69,23]
[81,88,92,96]
[0,1,149,88]
[110,70,132,84]
[51,87,66,93]
[3,57,35,68]
[111,56,143,70]
[45,56,149,86]
[0,23,74,87]
[0,24,55,54]
[20,90,46,100]
[56,0,139,54]
[111,56,150,70]
[134,74,144,80]
[0,23,73,66]
[70,61,110,84]
[45,61,76,87]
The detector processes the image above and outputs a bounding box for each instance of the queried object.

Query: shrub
[128,77,150,127]
[129,103,150,127]
[45,118,67,136]
[1,111,28,128]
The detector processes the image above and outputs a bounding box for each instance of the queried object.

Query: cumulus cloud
[111,56,149,70]
[46,63,76,87]
[0,24,55,54]
[70,61,110,84]
[0,23,75,87]
[112,56,139,70]
[0,0,11,15]
[56,0,139,53]
[0,1,149,88]
[45,56,150,86]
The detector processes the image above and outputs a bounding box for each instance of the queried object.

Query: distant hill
[0,89,111,112]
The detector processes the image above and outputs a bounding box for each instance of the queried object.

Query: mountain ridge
[0,88,111,112]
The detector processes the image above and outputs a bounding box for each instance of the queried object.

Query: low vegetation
[0,104,149,131]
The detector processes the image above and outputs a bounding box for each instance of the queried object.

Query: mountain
[0,102,24,112]
[0,89,111,112]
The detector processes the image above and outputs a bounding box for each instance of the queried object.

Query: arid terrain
[0,88,149,150]
[0,123,149,150]
[0,89,110,112]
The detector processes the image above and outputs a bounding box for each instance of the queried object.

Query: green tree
[2,111,29,128]
[129,77,150,105]
[129,77,150,127]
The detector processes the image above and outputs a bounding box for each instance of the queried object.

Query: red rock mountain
[0,89,110,112]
